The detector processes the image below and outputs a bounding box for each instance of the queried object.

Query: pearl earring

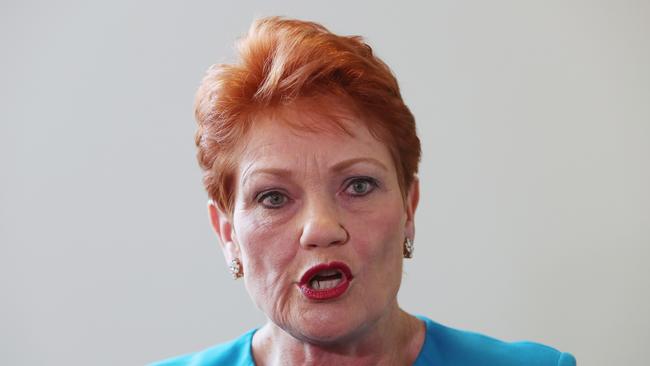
[403,238,414,258]
[228,258,243,279]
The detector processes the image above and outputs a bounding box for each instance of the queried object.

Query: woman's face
[212,105,418,344]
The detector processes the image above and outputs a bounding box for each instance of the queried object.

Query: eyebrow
[241,168,293,187]
[329,157,388,173]
[241,157,388,187]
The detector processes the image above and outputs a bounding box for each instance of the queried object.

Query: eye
[344,177,378,197]
[257,191,289,209]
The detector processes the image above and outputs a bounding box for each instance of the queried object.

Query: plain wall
[1,1,648,365]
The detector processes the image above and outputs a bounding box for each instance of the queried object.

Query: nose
[299,197,348,249]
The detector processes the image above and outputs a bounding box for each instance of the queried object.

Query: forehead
[238,103,395,176]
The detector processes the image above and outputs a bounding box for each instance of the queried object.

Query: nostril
[299,221,349,248]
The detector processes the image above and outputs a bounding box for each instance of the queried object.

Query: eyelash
[256,190,289,209]
[343,176,379,197]
[254,177,379,209]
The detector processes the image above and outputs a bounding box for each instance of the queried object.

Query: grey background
[2,1,648,365]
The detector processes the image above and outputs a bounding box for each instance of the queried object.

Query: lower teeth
[310,278,341,290]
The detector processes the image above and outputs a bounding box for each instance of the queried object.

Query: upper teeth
[317,269,339,277]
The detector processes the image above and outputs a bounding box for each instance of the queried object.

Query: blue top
[151,316,576,366]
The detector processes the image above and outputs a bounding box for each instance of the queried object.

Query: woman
[153,17,576,366]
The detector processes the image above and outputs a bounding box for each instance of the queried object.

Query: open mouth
[299,262,353,301]
[309,269,344,290]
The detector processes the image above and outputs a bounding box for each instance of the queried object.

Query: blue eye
[258,191,288,208]
[345,177,377,196]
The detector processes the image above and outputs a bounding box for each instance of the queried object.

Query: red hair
[195,17,421,214]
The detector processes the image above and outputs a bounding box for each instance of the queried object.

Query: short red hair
[195,17,420,214]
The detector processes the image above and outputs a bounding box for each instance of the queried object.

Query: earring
[228,258,243,279]
[403,238,414,258]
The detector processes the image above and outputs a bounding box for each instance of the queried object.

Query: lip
[298,261,353,301]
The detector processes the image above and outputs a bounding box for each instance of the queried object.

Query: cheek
[233,211,298,304]
[347,197,406,271]
[343,197,405,315]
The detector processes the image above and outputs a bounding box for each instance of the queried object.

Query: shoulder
[416,316,576,366]
[148,329,256,366]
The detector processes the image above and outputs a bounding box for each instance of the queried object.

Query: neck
[252,304,425,366]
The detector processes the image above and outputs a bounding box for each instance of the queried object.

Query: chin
[291,303,367,345]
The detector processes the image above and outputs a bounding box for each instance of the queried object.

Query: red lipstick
[299,262,353,301]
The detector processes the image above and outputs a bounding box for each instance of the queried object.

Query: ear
[404,177,420,240]
[208,200,240,264]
